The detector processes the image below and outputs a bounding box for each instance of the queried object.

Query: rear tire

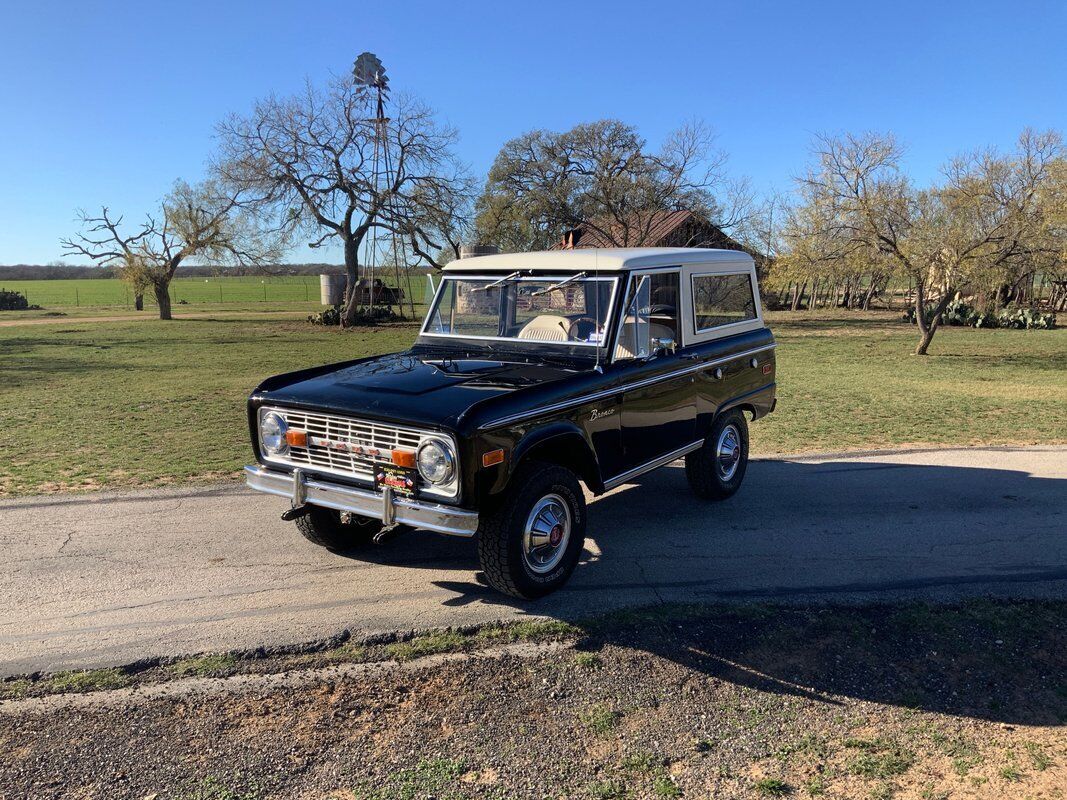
[477,461,586,599]
[685,409,749,500]
[295,507,381,552]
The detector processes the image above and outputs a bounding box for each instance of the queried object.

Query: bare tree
[215,76,471,326]
[61,180,276,320]
[401,171,478,267]
[474,119,751,250]
[800,130,1062,353]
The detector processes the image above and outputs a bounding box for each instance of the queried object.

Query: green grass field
[1,311,1064,496]
[0,274,432,308]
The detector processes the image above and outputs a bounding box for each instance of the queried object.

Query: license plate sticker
[374,463,418,498]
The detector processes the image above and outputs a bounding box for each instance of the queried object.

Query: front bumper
[244,465,479,537]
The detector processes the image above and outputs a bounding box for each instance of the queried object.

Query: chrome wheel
[715,424,742,481]
[522,493,571,575]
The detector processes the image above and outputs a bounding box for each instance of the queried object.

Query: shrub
[0,288,30,310]
[997,306,1057,329]
[942,298,976,326]
[902,299,1055,330]
[308,304,398,326]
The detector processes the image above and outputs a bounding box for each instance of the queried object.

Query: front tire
[685,409,749,500]
[477,462,587,599]
[295,507,381,552]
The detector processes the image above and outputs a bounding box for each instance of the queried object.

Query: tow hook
[372,484,402,544]
[281,505,312,521]
[373,523,404,545]
[281,468,311,520]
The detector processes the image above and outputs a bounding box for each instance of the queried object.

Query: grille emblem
[308,435,382,458]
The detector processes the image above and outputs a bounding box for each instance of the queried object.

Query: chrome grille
[273,407,423,480]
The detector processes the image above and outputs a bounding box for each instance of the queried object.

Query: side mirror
[650,337,676,356]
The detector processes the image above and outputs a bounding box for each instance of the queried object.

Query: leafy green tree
[475,119,752,250]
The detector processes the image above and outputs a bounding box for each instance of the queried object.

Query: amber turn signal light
[286,430,308,447]
[482,449,505,468]
[392,449,417,468]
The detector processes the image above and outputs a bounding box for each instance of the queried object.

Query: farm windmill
[352,52,416,317]
[353,51,389,121]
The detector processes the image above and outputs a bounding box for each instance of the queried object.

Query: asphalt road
[2,446,1064,676]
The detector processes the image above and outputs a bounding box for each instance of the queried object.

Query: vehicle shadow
[420,456,1067,724]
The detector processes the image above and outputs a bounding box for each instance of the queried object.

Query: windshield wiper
[530,272,587,297]
[471,270,525,292]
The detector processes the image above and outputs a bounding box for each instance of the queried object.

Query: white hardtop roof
[443,247,753,273]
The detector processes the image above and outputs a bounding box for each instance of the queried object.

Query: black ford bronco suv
[246,248,776,598]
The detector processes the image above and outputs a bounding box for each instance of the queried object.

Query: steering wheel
[640,303,677,317]
[567,316,600,340]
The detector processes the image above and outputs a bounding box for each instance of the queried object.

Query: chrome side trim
[479,343,776,430]
[603,440,704,490]
[245,466,478,537]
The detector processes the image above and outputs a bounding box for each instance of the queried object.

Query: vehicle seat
[517,314,571,342]
[613,319,676,359]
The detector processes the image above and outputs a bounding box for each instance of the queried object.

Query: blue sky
[1,0,1064,264]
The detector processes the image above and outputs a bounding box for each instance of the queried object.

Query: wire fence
[1,276,431,309]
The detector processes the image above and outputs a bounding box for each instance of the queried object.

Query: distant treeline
[0,263,346,281]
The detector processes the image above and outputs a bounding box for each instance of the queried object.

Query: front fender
[479,420,604,502]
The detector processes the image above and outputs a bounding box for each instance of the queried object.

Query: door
[612,270,696,473]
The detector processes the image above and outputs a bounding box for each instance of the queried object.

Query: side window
[691,273,757,331]
[614,271,680,360]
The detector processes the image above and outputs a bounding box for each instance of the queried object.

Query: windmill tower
[352,52,416,318]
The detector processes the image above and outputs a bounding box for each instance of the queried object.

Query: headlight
[417,438,455,485]
[260,411,288,455]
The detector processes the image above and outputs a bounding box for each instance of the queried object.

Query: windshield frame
[419,272,621,350]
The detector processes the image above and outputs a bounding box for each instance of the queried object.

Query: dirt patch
[1,601,1065,799]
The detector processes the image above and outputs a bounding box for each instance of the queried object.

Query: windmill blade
[352,52,389,91]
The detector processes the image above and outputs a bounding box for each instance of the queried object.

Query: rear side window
[691,273,757,331]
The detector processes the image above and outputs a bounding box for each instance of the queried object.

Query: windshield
[422,274,618,347]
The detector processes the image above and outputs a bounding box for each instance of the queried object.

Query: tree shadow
[417,456,1067,724]
[0,348,137,388]
[771,316,902,330]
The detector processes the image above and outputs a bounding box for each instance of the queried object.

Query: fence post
[219,284,223,303]
[76,287,80,307]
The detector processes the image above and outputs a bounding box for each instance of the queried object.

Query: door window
[614,272,680,360]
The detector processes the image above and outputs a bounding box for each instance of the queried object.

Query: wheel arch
[511,422,604,495]
[716,383,776,423]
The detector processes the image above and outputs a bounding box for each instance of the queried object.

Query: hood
[254,351,579,430]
